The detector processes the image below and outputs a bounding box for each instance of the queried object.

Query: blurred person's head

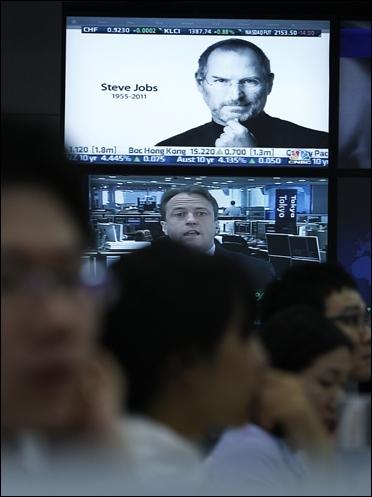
[1,116,102,434]
[230,201,236,206]
[259,307,354,435]
[195,39,274,126]
[261,263,371,382]
[160,186,219,253]
[102,241,267,442]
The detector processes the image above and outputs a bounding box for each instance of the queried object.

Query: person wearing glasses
[1,117,126,492]
[261,263,371,385]
[157,38,328,148]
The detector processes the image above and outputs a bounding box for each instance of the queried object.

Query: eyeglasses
[1,266,110,299]
[329,309,371,329]
[202,76,267,90]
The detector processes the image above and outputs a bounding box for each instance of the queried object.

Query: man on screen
[158,186,275,291]
[224,201,242,217]
[157,39,328,148]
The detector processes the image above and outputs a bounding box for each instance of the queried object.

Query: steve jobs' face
[197,48,274,126]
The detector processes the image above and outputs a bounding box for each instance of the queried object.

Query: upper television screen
[65,17,330,168]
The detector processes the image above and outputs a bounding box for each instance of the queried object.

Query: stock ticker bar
[81,26,322,37]
[67,150,328,167]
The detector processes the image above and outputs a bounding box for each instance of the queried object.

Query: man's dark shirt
[152,236,276,291]
[157,112,328,148]
[214,241,276,292]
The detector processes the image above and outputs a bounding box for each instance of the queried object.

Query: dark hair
[101,241,257,413]
[260,263,358,323]
[1,114,89,238]
[259,306,354,373]
[231,201,236,206]
[160,186,219,220]
[196,38,271,80]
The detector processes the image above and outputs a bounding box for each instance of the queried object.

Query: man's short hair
[1,114,89,238]
[102,241,257,413]
[196,38,271,81]
[160,186,219,220]
[260,262,358,323]
[231,201,236,206]
[259,306,354,373]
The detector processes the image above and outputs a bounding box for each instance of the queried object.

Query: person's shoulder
[263,114,328,142]
[207,424,288,478]
[156,122,219,146]
[215,244,276,289]
[218,245,273,272]
[235,251,275,275]
[212,424,279,454]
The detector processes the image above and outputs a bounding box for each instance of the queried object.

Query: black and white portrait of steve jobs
[157,38,328,148]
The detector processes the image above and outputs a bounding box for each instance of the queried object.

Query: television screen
[265,224,277,234]
[338,178,371,305]
[65,17,329,168]
[88,175,328,288]
[339,21,371,169]
[235,221,251,235]
[266,233,291,257]
[288,235,320,260]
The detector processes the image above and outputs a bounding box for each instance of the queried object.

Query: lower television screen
[88,175,328,291]
[338,177,371,305]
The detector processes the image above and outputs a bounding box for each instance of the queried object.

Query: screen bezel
[61,3,334,173]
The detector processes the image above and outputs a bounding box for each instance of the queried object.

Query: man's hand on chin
[215,119,257,147]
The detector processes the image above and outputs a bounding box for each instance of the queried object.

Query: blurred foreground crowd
[1,117,371,496]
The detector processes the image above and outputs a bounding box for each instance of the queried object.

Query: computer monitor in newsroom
[266,233,321,260]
